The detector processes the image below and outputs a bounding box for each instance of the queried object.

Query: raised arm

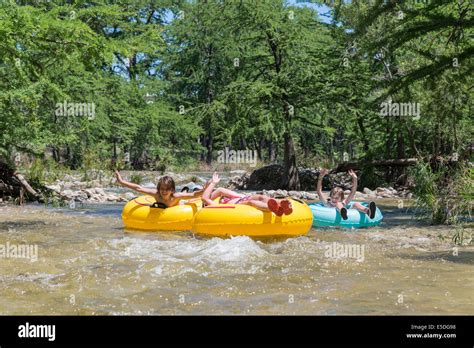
[317,168,328,203]
[344,169,358,205]
[114,170,156,195]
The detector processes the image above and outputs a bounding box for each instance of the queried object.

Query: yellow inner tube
[191,199,313,237]
[122,195,202,231]
[121,196,313,237]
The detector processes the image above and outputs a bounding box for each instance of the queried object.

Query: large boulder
[298,168,324,191]
[246,164,285,190]
[228,165,338,191]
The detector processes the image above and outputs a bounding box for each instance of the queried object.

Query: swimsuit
[220,195,252,204]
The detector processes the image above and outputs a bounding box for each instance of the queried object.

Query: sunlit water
[0,201,472,315]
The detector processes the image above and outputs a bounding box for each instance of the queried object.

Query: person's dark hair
[157,176,176,194]
[329,187,344,201]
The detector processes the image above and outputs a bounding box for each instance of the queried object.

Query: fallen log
[1,157,41,204]
[330,158,419,173]
[13,172,39,198]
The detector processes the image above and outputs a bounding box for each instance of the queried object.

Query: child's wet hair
[330,187,344,201]
[157,176,176,193]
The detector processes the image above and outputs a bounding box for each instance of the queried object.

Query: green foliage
[26,157,69,186]
[409,161,473,227]
[1,1,472,212]
[130,173,143,185]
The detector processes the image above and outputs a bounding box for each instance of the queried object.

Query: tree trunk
[256,138,264,161]
[282,131,300,190]
[268,141,276,163]
[357,114,369,152]
[199,135,206,162]
[206,133,213,165]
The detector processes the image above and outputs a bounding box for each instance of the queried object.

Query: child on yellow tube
[202,172,293,216]
[114,170,206,208]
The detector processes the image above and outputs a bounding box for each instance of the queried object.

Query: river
[0,200,472,315]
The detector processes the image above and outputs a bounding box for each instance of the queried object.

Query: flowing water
[0,200,472,315]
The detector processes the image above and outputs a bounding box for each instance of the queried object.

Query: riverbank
[0,170,413,205]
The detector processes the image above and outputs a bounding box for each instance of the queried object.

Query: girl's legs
[203,184,241,206]
[351,202,376,219]
[335,202,348,220]
[246,199,271,211]
[351,202,369,214]
[202,180,215,205]
[248,195,292,215]
[210,187,243,200]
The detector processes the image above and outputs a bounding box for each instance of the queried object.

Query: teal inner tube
[309,202,383,229]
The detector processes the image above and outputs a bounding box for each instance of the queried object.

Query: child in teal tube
[316,168,376,220]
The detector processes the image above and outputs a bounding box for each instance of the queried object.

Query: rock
[62,189,74,198]
[62,182,73,190]
[45,184,61,193]
[288,191,302,199]
[330,172,353,190]
[406,193,413,199]
[376,187,385,193]
[306,193,318,200]
[107,194,119,201]
[363,187,373,194]
[83,189,95,198]
[63,174,75,182]
[89,179,103,187]
[230,169,247,175]
[227,172,250,190]
[94,188,105,196]
[344,190,351,195]
[124,192,136,200]
[227,165,336,191]
[246,164,285,190]
[92,194,106,202]
[74,191,88,201]
[275,189,288,198]
[299,168,329,191]
[262,190,276,197]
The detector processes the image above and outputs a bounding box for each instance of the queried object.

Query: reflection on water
[0,201,472,315]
